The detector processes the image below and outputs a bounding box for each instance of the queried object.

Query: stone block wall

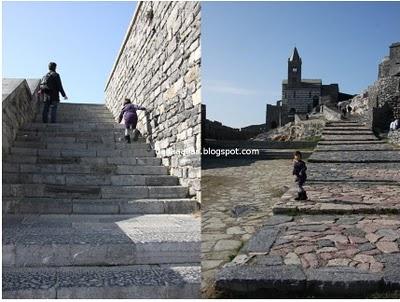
[105,1,201,199]
[2,78,41,156]
[388,129,400,146]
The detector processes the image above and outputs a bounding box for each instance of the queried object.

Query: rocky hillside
[254,116,325,142]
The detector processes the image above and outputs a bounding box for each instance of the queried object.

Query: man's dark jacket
[43,71,66,102]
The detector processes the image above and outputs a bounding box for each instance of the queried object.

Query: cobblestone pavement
[201,159,293,297]
[215,121,400,298]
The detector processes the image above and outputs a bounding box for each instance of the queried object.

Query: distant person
[293,151,308,201]
[118,98,146,143]
[347,105,352,114]
[391,118,400,131]
[342,107,347,117]
[40,62,68,123]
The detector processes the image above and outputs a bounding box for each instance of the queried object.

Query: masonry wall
[2,78,41,156]
[283,87,320,113]
[105,1,201,198]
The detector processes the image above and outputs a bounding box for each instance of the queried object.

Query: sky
[202,1,400,128]
[2,1,136,103]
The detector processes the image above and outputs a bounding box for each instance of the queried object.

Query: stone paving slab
[3,214,200,266]
[2,264,200,298]
[215,214,400,297]
[309,150,400,163]
[274,184,400,215]
[307,162,400,182]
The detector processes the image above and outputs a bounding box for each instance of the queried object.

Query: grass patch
[303,135,321,143]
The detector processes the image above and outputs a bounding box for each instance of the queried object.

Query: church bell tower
[288,47,302,87]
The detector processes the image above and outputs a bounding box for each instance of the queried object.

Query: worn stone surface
[201,159,293,296]
[2,265,200,299]
[215,120,400,297]
[105,1,201,198]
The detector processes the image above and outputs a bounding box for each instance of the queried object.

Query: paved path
[216,120,400,298]
[201,159,293,297]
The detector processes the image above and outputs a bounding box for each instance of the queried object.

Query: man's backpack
[40,72,54,93]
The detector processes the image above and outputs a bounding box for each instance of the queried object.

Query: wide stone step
[3,214,200,267]
[321,135,378,141]
[324,127,371,131]
[274,184,400,215]
[3,155,162,166]
[3,173,179,186]
[308,150,400,163]
[215,214,400,298]
[4,197,198,215]
[3,184,188,199]
[22,122,125,131]
[307,162,400,183]
[10,147,155,157]
[34,117,116,123]
[17,129,146,144]
[322,131,373,135]
[53,103,110,111]
[315,144,396,151]
[318,141,385,145]
[3,163,167,175]
[13,140,151,150]
[2,264,200,298]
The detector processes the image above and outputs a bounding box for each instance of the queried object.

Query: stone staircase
[215,119,400,298]
[2,103,201,298]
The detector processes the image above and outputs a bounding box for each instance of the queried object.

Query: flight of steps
[2,103,201,298]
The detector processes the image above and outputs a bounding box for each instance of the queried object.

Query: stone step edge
[317,142,385,145]
[308,159,400,163]
[3,164,168,174]
[314,149,396,152]
[4,240,200,268]
[307,180,400,185]
[3,156,161,165]
[4,197,198,215]
[2,264,201,299]
[215,264,397,298]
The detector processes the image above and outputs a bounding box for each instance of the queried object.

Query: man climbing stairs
[2,103,201,298]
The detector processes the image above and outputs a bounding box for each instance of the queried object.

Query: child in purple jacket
[293,150,308,200]
[118,98,146,143]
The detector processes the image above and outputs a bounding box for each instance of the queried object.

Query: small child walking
[118,98,146,143]
[292,151,308,200]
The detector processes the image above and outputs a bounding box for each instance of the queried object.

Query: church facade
[266,47,350,130]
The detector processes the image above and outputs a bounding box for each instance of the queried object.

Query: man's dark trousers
[42,99,58,123]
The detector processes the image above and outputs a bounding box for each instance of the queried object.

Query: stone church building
[266,47,352,130]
